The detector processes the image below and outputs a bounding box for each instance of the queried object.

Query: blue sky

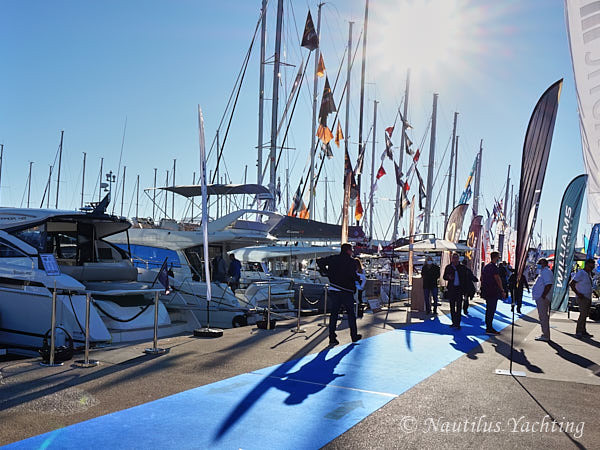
[0,0,588,245]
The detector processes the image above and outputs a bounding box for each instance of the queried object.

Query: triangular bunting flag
[385,126,394,136]
[301,11,319,51]
[394,161,403,186]
[318,77,336,126]
[355,196,363,221]
[413,148,420,162]
[384,133,394,160]
[321,141,334,159]
[316,53,325,77]
[316,124,334,145]
[415,167,426,210]
[334,121,344,147]
[376,165,386,179]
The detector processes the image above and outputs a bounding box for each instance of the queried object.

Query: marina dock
[1,296,598,449]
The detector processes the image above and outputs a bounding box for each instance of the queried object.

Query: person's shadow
[548,341,600,377]
[214,344,356,440]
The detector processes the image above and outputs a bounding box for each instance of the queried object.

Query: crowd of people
[315,244,596,346]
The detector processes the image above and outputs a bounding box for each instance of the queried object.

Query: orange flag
[316,54,325,77]
[316,124,334,145]
[334,121,344,147]
[298,204,310,219]
[355,197,363,221]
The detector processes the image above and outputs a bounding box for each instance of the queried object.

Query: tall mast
[369,100,378,240]
[345,22,353,157]
[257,0,267,185]
[81,152,86,208]
[509,184,514,228]
[503,165,511,225]
[444,112,458,229]
[172,159,176,218]
[164,171,169,219]
[98,157,103,202]
[152,168,157,221]
[268,0,284,210]
[473,140,482,216]
[392,70,410,241]
[136,174,140,218]
[55,130,64,209]
[191,172,196,221]
[120,166,126,216]
[453,135,459,207]
[27,161,33,208]
[45,165,52,208]
[356,0,369,219]
[324,175,328,223]
[424,93,438,233]
[309,3,324,220]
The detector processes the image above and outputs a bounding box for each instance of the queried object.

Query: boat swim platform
[1,295,599,449]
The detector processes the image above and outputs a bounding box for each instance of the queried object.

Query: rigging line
[431,134,453,212]
[207,8,265,164]
[211,19,260,185]
[112,117,128,215]
[301,28,363,209]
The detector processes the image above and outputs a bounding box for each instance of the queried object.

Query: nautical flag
[405,132,414,155]
[385,126,394,136]
[276,177,282,204]
[157,258,171,294]
[344,148,359,206]
[394,161,403,186]
[301,11,319,50]
[316,53,325,77]
[288,178,304,217]
[459,156,477,204]
[399,187,410,218]
[318,77,336,126]
[356,142,366,175]
[413,148,420,162]
[321,142,334,159]
[384,133,393,160]
[355,197,363,221]
[376,164,386,179]
[415,167,426,210]
[399,110,412,129]
[298,204,310,219]
[316,124,334,145]
[334,121,344,147]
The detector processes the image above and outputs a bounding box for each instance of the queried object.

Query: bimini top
[0,208,130,238]
[155,184,272,198]
[229,245,339,262]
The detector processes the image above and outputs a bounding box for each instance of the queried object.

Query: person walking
[212,252,228,283]
[227,253,242,292]
[498,261,509,298]
[508,272,529,314]
[570,258,596,339]
[461,259,478,315]
[355,258,367,318]
[443,253,469,329]
[421,256,440,315]
[480,252,507,335]
[317,244,361,345]
[531,258,553,342]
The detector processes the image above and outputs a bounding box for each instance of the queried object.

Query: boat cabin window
[115,244,181,270]
[183,244,223,282]
[0,240,28,258]
[13,225,45,252]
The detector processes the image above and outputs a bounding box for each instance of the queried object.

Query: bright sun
[370,0,486,83]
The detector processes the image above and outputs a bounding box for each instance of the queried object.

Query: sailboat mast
[98,157,103,202]
[136,174,139,218]
[369,100,378,240]
[473,140,482,216]
[444,112,458,229]
[120,166,126,217]
[345,22,353,156]
[424,93,438,233]
[309,3,324,220]
[153,168,157,221]
[27,161,33,208]
[504,165,511,226]
[191,172,195,222]
[392,70,410,241]
[257,0,267,185]
[356,0,369,217]
[453,135,459,207]
[55,130,64,209]
[44,165,52,208]
[172,159,176,218]
[81,152,86,208]
[268,0,284,210]
[164,170,169,219]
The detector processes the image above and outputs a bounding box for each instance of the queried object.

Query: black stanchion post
[74,293,99,368]
[319,284,329,327]
[41,281,63,367]
[291,285,306,333]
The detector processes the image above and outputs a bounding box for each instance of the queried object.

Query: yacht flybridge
[0,205,189,354]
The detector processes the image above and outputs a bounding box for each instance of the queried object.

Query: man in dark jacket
[481,252,507,334]
[317,243,361,345]
[508,272,529,314]
[421,256,440,314]
[443,252,470,329]
[461,260,478,315]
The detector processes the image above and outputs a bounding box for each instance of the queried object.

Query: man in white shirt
[569,258,595,339]
[531,258,553,342]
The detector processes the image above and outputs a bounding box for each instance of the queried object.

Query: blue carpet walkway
[5,296,536,449]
